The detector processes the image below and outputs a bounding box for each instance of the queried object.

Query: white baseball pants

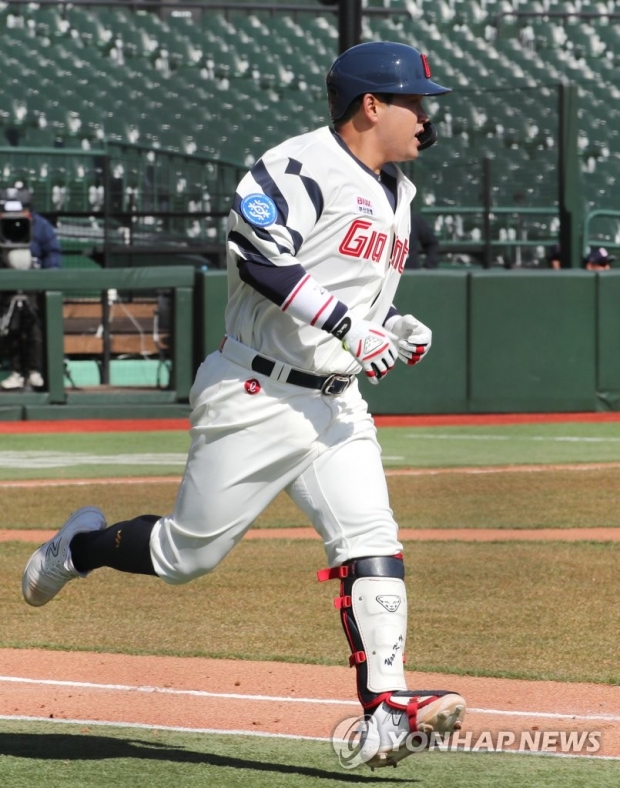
[150,342,402,584]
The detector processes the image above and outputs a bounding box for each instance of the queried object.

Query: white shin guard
[350,576,408,694]
[318,554,409,708]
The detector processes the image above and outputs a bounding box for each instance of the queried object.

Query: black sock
[71,514,160,576]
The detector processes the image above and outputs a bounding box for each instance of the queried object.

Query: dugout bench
[0,266,195,408]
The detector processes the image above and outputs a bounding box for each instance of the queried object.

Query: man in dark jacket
[405,211,440,269]
[0,201,61,390]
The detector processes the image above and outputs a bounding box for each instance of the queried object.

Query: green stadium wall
[196,270,619,415]
[2,269,620,419]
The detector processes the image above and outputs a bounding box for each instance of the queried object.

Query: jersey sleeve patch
[240,193,278,227]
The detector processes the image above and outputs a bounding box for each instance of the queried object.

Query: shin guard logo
[376,595,401,612]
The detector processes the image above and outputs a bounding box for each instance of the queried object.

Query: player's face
[376,94,429,162]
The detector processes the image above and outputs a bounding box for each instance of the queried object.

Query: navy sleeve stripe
[228,231,275,267]
[251,161,304,254]
[322,301,348,333]
[237,259,307,306]
[384,305,399,325]
[252,160,289,223]
[285,158,324,223]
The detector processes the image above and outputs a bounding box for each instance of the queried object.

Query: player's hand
[384,314,432,366]
[341,319,398,385]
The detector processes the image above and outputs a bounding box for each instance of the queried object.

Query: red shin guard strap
[362,691,392,712]
[317,565,349,582]
[407,694,440,732]
[406,696,419,732]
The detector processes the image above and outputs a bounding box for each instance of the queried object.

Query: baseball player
[22,41,466,769]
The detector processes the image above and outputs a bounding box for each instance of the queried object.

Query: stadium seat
[0,1,611,226]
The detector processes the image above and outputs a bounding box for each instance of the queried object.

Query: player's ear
[361,93,380,122]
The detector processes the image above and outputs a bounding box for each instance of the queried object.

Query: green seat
[22,126,58,148]
[67,7,114,51]
[29,6,69,40]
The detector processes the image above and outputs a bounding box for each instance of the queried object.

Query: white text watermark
[331,714,602,769]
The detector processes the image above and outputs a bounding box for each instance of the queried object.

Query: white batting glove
[341,318,398,385]
[384,314,432,367]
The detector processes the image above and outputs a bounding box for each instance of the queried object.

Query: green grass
[0,721,617,788]
[0,432,191,457]
[380,422,620,468]
[0,431,190,480]
[2,540,618,684]
[3,422,620,480]
[2,467,620,531]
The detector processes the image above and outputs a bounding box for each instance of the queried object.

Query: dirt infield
[1,649,618,759]
[3,526,620,544]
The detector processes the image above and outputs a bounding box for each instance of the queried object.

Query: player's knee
[150,518,229,583]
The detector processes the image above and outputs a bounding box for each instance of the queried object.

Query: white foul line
[0,675,353,706]
[1,675,619,722]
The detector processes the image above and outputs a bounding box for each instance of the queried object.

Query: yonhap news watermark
[331,714,602,769]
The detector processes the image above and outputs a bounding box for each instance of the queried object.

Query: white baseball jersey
[150,126,411,583]
[225,126,416,374]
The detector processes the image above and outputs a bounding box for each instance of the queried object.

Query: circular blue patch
[240,193,277,227]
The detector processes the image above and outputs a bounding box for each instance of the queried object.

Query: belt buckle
[321,374,351,396]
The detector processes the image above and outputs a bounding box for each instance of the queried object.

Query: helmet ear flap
[417,121,438,151]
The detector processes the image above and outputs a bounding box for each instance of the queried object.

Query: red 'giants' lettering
[389,237,410,274]
[339,219,388,263]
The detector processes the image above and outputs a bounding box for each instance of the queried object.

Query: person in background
[0,189,61,390]
[545,243,562,269]
[405,211,440,269]
[583,246,615,271]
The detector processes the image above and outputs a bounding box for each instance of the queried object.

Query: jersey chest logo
[339,219,387,263]
[388,237,410,274]
[356,195,375,216]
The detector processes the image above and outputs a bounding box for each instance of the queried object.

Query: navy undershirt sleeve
[237,258,307,307]
[237,258,348,333]
[384,305,399,325]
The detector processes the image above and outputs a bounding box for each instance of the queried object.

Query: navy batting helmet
[326,41,451,122]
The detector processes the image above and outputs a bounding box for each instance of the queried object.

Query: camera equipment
[0,293,31,337]
[0,187,33,270]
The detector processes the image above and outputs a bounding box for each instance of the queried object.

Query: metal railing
[584,210,620,256]
[0,144,245,268]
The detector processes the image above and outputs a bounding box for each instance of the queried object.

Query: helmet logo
[421,54,431,78]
